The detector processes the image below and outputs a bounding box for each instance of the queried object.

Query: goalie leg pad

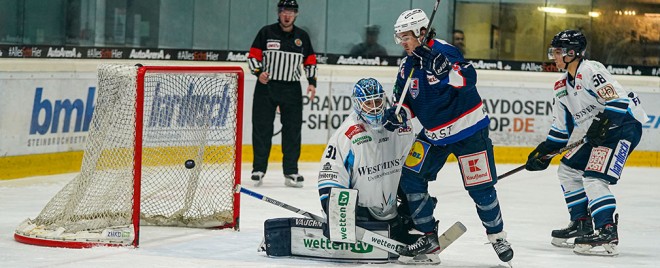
[263,217,392,263]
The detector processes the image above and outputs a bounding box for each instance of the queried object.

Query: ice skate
[397,222,441,265]
[284,173,304,188]
[551,216,594,248]
[573,223,619,256]
[251,171,265,186]
[487,231,514,264]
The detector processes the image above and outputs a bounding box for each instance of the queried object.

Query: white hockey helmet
[394,9,429,44]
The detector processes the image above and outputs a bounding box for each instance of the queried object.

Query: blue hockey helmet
[548,30,587,59]
[352,78,386,130]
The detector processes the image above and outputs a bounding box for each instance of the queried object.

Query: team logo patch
[607,140,631,178]
[586,146,613,173]
[345,124,366,139]
[576,73,582,80]
[295,38,303,47]
[404,140,430,173]
[409,78,419,99]
[596,84,619,101]
[427,74,439,85]
[397,125,412,135]
[458,151,492,187]
[352,135,372,145]
[554,79,566,90]
[267,41,280,50]
[322,162,332,171]
[555,89,568,98]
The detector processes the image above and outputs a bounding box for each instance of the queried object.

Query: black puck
[185,159,195,169]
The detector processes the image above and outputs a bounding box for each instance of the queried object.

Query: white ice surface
[1,163,659,268]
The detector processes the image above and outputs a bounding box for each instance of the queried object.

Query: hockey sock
[584,176,616,228]
[557,164,589,220]
[468,186,503,234]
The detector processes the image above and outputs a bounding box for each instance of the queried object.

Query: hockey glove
[412,45,450,77]
[586,112,613,147]
[382,106,407,132]
[525,142,553,171]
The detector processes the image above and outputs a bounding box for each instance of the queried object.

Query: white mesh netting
[15,64,241,246]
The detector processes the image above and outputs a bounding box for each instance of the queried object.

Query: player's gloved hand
[586,112,613,147]
[411,45,450,77]
[382,106,407,132]
[525,142,553,171]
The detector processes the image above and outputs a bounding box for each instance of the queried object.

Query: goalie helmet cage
[14,64,244,248]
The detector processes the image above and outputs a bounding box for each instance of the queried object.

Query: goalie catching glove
[382,107,408,132]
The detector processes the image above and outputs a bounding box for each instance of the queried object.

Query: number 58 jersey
[546,60,649,148]
[317,112,415,221]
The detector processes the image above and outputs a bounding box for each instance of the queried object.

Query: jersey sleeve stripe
[551,126,569,134]
[248,47,263,61]
[547,135,568,143]
[304,54,317,65]
[605,106,627,114]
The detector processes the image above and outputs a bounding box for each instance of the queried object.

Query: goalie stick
[394,0,441,115]
[237,185,466,257]
[499,138,586,180]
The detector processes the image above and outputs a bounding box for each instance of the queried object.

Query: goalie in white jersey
[525,30,648,256]
[317,78,418,245]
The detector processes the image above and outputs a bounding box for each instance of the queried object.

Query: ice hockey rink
[1,162,659,268]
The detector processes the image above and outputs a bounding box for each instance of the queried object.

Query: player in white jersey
[317,78,418,245]
[525,30,648,256]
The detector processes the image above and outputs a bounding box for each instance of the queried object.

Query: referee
[247,0,317,188]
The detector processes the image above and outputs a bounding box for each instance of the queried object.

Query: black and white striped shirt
[248,23,317,86]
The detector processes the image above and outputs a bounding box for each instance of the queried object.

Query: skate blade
[551,237,574,248]
[253,179,263,187]
[573,243,619,256]
[397,254,441,265]
[257,236,266,252]
[284,179,303,188]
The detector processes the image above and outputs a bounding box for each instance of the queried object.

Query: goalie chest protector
[263,217,393,262]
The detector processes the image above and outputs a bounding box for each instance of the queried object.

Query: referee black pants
[252,80,303,175]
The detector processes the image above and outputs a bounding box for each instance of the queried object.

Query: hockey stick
[236,185,405,255]
[394,0,441,115]
[498,138,586,180]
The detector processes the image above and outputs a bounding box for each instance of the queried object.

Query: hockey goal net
[14,64,244,248]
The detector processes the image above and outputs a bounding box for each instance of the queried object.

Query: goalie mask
[352,78,386,130]
[394,9,429,44]
[548,30,587,60]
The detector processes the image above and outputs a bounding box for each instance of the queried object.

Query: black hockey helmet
[548,30,587,59]
[278,0,298,11]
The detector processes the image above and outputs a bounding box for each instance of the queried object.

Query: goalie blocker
[263,218,394,263]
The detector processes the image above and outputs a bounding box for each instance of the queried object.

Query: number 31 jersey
[317,112,414,221]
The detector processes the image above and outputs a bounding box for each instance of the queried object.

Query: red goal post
[14,65,244,248]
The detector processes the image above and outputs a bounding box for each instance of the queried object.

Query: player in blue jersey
[382,9,513,264]
[524,30,647,256]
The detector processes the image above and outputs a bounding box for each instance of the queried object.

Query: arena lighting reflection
[537,7,567,14]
